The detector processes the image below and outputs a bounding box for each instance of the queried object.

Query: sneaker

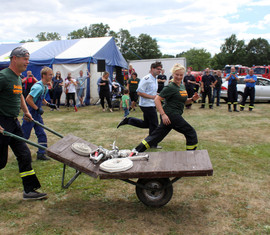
[151,145,162,149]
[23,190,47,200]
[117,117,129,128]
[37,153,50,161]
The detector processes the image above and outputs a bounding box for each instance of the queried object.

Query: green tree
[211,52,227,70]
[220,34,247,65]
[161,54,175,58]
[67,27,90,39]
[36,32,61,41]
[114,29,139,60]
[20,39,34,43]
[246,38,270,66]
[67,23,111,39]
[136,34,162,59]
[183,48,211,71]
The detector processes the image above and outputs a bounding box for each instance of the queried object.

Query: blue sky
[0,0,269,56]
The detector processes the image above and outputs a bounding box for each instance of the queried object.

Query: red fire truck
[253,65,270,79]
[223,65,250,77]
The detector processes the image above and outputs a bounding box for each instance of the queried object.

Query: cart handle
[2,130,47,150]
[32,119,63,138]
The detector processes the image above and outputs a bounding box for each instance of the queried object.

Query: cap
[10,47,30,58]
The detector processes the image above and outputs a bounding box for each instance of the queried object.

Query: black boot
[37,153,50,161]
[233,104,239,112]
[228,104,232,112]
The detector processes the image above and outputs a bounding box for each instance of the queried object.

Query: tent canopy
[0,37,128,69]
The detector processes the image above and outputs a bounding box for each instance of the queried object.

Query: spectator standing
[183,69,197,109]
[0,47,47,200]
[22,67,57,160]
[212,70,223,106]
[127,72,140,111]
[65,74,77,111]
[240,69,257,111]
[200,68,216,109]
[97,71,114,112]
[22,70,38,98]
[226,66,239,112]
[128,64,135,79]
[117,61,163,149]
[52,71,63,109]
[157,69,167,93]
[194,73,202,93]
[76,70,89,107]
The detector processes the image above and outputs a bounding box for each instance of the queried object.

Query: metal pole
[2,130,47,150]
[32,119,63,138]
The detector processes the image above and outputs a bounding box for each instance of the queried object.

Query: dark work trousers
[99,91,112,109]
[127,106,158,135]
[135,113,198,152]
[240,87,255,109]
[227,85,238,104]
[66,92,76,107]
[186,87,194,108]
[53,88,62,108]
[0,116,41,193]
[201,87,213,108]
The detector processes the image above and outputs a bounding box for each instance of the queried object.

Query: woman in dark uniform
[134,63,200,152]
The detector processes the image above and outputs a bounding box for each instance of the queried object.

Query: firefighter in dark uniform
[240,69,257,111]
[183,68,196,109]
[157,69,167,93]
[0,47,47,200]
[134,63,200,152]
[200,68,216,109]
[127,72,140,111]
[226,66,239,112]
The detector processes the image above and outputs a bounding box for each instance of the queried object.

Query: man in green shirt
[0,47,47,200]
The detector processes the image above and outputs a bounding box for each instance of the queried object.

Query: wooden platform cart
[46,134,213,207]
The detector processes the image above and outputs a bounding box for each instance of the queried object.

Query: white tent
[0,37,127,104]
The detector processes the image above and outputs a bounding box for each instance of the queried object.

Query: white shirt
[66,79,76,93]
[136,73,158,107]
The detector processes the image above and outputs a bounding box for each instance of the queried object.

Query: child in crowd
[121,89,130,117]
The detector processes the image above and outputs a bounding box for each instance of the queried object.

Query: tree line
[20,23,270,71]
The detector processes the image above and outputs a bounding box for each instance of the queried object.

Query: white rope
[71,143,92,156]
[99,158,133,173]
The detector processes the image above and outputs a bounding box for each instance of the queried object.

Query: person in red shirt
[22,70,38,98]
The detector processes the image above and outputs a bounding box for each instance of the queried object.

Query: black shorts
[130,91,138,102]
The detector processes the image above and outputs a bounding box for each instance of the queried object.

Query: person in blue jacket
[240,69,257,111]
[22,67,57,160]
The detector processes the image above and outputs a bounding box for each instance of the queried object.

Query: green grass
[0,102,270,235]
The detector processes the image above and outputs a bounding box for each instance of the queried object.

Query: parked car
[220,76,270,103]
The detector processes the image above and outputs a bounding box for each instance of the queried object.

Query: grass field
[0,102,269,235]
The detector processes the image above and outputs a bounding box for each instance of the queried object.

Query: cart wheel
[136,178,173,207]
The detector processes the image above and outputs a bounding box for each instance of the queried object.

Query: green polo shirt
[159,82,188,116]
[0,68,22,117]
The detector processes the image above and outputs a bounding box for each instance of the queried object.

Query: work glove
[47,103,57,109]
[37,107,44,115]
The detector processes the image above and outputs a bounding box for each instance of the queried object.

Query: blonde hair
[171,63,186,75]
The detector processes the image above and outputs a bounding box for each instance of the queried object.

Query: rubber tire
[136,178,173,207]
[237,92,244,104]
